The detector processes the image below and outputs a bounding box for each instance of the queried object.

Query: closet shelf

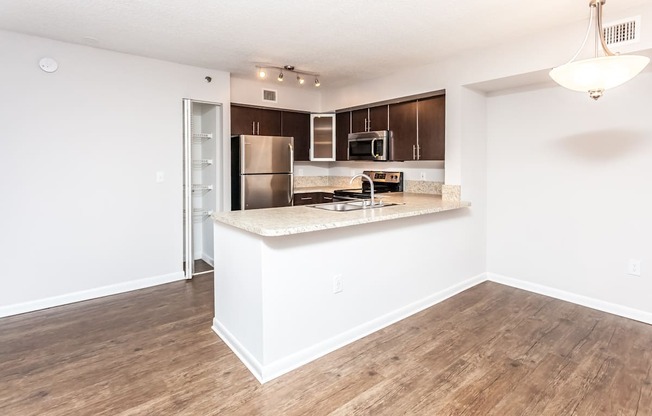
[191,184,213,192]
[192,132,213,143]
[184,208,214,216]
[192,159,214,168]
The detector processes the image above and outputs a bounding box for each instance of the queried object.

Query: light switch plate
[156,171,165,183]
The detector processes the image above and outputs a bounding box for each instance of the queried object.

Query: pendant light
[549,0,649,100]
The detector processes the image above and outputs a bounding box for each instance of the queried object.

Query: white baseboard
[212,318,264,384]
[0,271,185,318]
[214,273,487,384]
[202,253,214,267]
[488,273,652,325]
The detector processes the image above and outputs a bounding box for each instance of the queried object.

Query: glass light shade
[550,55,650,93]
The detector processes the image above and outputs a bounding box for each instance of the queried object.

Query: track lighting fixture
[255,64,321,87]
[549,0,649,100]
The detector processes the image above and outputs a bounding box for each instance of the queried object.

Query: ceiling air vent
[262,89,277,103]
[603,16,641,47]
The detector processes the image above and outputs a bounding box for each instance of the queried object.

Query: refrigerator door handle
[288,142,294,205]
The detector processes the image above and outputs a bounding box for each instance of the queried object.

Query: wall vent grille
[603,16,641,47]
[262,89,277,103]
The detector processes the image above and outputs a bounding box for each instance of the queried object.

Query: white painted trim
[202,253,214,267]
[488,273,652,325]
[0,271,185,318]
[215,273,486,384]
[212,318,264,383]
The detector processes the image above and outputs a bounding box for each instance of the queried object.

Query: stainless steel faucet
[350,173,375,207]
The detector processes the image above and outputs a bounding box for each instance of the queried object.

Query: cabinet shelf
[192,159,213,168]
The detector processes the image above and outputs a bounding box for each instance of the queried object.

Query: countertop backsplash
[294,176,443,195]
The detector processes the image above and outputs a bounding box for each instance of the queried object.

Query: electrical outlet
[420,171,427,180]
[156,171,165,183]
[333,274,343,294]
[350,169,356,176]
[628,259,641,277]
[298,168,304,176]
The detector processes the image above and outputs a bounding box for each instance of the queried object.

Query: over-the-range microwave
[347,130,393,161]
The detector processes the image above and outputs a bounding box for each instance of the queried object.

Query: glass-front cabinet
[310,113,336,161]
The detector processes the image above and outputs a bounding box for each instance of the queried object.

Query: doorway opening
[183,99,222,278]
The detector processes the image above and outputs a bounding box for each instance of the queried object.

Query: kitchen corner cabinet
[335,112,350,161]
[310,114,336,161]
[351,105,388,133]
[231,105,281,136]
[281,111,310,161]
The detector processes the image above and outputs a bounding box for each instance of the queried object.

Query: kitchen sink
[312,201,399,212]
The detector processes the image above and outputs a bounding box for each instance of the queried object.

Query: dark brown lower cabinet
[293,192,333,206]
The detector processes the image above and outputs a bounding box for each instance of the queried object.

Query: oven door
[348,132,389,161]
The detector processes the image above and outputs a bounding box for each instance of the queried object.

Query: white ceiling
[0,0,648,88]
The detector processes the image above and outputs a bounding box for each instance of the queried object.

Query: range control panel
[363,170,403,184]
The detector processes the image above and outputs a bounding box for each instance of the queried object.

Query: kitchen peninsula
[212,192,472,383]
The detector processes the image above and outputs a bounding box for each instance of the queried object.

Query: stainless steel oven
[347,130,392,161]
[333,170,403,201]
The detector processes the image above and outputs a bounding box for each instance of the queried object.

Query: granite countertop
[212,193,470,237]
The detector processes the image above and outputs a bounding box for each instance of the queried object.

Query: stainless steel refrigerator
[231,135,294,210]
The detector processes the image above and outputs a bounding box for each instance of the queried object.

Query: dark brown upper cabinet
[281,111,310,162]
[417,95,445,161]
[335,112,350,161]
[231,105,281,136]
[388,100,417,161]
[351,105,388,133]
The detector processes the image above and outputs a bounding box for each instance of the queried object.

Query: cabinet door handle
[257,122,260,135]
[252,121,256,135]
[301,197,313,200]
[323,196,332,200]
[417,144,421,160]
[412,144,416,160]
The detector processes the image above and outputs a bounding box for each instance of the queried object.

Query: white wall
[486,71,652,316]
[0,30,230,316]
[213,211,485,382]
[230,76,321,112]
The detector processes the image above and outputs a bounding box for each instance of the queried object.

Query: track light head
[255,65,320,86]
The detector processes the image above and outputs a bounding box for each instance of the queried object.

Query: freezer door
[241,135,293,174]
[242,173,294,210]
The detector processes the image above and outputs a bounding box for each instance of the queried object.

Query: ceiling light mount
[549,0,649,100]
[256,64,321,87]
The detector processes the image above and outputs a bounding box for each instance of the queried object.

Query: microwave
[347,130,392,161]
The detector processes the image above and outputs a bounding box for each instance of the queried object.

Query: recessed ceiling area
[0,0,648,88]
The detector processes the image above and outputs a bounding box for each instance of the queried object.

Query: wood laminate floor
[1,276,651,415]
